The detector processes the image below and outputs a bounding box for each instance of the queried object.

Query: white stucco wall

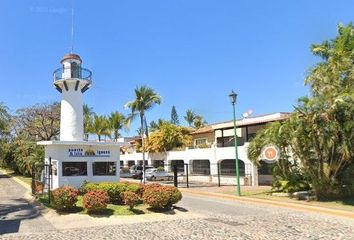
[120,143,259,186]
[44,143,120,189]
[60,82,84,141]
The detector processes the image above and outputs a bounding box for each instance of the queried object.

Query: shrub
[83,189,110,212]
[79,181,99,194]
[121,191,139,210]
[157,166,165,172]
[163,186,182,206]
[121,167,130,173]
[51,186,79,210]
[98,182,127,204]
[142,185,182,209]
[143,186,170,209]
[125,183,142,195]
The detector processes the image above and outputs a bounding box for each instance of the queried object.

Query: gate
[31,160,52,203]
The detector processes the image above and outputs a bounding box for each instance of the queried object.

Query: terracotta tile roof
[191,125,213,135]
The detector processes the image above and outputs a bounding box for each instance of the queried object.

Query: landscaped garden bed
[38,181,182,216]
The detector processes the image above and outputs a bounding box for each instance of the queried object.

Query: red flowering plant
[51,186,79,211]
[142,184,182,210]
[83,189,110,212]
[121,191,139,210]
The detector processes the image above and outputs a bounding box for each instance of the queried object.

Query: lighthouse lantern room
[38,53,122,189]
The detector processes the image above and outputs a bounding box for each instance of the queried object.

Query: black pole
[173,165,178,187]
[185,163,189,188]
[217,162,221,187]
[48,157,52,204]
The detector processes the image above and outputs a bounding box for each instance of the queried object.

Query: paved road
[0,171,54,235]
[1,175,353,239]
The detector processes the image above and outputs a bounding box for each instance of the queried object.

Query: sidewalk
[179,185,354,219]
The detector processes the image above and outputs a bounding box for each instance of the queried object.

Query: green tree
[90,115,110,141]
[184,109,196,127]
[248,23,354,199]
[109,111,126,141]
[145,122,192,152]
[0,103,10,136]
[14,103,60,141]
[149,119,167,132]
[193,115,207,129]
[170,106,179,125]
[125,85,162,178]
[83,104,95,140]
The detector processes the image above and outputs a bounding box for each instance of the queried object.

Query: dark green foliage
[170,106,179,125]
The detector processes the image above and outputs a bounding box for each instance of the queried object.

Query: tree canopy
[248,23,354,199]
[145,122,192,152]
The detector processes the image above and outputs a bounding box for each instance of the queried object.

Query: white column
[60,81,84,141]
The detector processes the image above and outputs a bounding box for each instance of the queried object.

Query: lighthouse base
[37,141,123,189]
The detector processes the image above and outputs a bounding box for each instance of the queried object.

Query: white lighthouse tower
[53,53,90,141]
[38,53,122,189]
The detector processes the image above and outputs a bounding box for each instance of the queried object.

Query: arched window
[191,160,210,175]
[220,159,245,176]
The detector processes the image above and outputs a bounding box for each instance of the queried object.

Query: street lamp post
[229,90,241,196]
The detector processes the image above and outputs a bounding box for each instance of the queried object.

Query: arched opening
[219,159,245,176]
[258,160,275,185]
[170,160,184,173]
[137,160,148,166]
[258,160,275,175]
[152,160,164,168]
[191,159,210,175]
[127,160,135,167]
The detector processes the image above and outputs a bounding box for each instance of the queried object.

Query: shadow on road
[0,198,42,234]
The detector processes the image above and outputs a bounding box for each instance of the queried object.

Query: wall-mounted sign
[68,148,83,157]
[97,150,110,156]
[68,148,110,157]
[260,144,280,163]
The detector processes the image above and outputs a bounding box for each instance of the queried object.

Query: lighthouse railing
[53,67,92,83]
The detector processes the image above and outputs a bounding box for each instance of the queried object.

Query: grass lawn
[222,189,354,212]
[38,194,156,216]
[0,166,32,186]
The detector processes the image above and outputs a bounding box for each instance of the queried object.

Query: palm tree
[125,85,162,182]
[109,111,126,142]
[193,115,207,129]
[184,109,196,127]
[90,115,110,141]
[83,104,95,140]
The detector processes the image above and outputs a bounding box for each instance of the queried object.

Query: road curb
[180,188,354,219]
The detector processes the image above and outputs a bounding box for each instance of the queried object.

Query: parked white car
[145,168,174,181]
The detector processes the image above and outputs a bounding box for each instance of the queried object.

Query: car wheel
[151,176,156,181]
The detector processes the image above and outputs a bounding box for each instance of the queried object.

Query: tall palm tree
[90,115,110,141]
[83,104,95,140]
[184,109,196,127]
[125,85,162,182]
[109,111,126,142]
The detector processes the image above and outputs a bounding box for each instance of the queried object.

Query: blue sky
[0,0,353,134]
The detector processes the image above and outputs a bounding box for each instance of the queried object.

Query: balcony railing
[53,67,92,83]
